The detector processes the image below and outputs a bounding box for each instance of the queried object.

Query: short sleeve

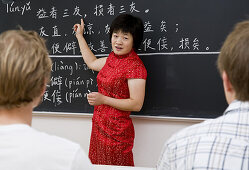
[126,60,147,79]
[71,147,93,170]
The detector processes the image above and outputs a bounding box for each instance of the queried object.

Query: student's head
[217,20,249,102]
[0,29,52,109]
[109,14,144,54]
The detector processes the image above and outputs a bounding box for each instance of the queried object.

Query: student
[74,14,147,166]
[157,20,249,170]
[0,29,93,170]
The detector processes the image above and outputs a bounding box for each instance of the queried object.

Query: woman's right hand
[74,19,84,38]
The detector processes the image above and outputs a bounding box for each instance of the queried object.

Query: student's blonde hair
[0,29,52,109]
[217,20,249,101]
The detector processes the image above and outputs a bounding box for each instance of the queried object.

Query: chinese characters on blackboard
[3,0,211,109]
[6,1,210,56]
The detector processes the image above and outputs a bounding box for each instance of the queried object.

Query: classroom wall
[32,113,203,168]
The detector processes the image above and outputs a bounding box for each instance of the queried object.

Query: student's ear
[32,79,47,108]
[40,79,48,96]
[222,71,235,104]
[222,71,233,92]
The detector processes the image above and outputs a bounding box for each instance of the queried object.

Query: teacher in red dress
[74,14,147,166]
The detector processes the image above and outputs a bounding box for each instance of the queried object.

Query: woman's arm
[87,79,146,111]
[74,19,106,71]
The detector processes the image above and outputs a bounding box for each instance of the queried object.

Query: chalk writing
[6,1,31,15]
[1,0,219,110]
[44,58,97,106]
[4,1,211,55]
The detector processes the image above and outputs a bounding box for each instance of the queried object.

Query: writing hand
[73,19,84,37]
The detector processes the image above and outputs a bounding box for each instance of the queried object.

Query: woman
[74,14,147,166]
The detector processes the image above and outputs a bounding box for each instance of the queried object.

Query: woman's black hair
[109,14,144,51]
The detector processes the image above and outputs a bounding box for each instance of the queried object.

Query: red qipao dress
[89,49,147,166]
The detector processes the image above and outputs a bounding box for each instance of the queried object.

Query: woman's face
[111,31,133,56]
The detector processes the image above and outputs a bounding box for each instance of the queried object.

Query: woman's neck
[114,49,133,58]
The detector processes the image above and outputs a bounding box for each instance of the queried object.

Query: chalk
[74,25,78,32]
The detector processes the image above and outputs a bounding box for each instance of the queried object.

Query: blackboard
[0,0,248,118]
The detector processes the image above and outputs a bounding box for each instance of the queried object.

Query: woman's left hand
[87,92,104,106]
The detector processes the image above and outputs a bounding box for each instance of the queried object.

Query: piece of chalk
[74,25,78,31]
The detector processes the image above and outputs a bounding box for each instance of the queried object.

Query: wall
[32,113,203,167]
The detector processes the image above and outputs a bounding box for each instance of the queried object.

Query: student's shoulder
[30,128,81,150]
[23,128,90,169]
[166,119,214,145]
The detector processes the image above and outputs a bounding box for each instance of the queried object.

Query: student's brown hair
[0,29,52,109]
[217,20,249,101]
